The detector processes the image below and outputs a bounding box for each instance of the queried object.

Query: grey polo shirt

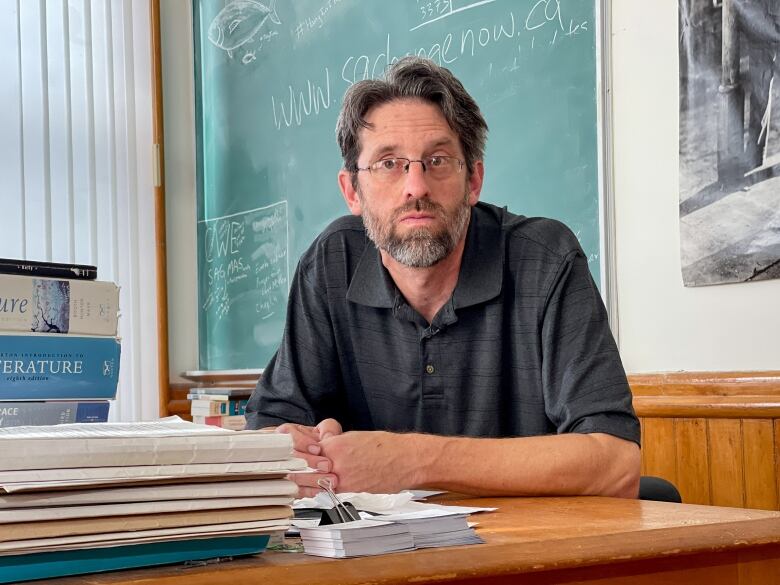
[246,202,640,445]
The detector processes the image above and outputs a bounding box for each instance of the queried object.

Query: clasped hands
[276,419,416,497]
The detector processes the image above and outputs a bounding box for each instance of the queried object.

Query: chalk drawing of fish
[208,0,281,58]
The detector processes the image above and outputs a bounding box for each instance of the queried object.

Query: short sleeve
[540,249,640,446]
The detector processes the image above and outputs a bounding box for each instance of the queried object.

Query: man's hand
[319,431,416,493]
[275,419,343,497]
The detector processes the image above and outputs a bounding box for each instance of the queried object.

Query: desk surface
[35,495,780,585]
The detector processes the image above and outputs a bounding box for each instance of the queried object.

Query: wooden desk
[35,496,780,585]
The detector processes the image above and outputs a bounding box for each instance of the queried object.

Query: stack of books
[0,417,305,582]
[188,387,252,429]
[0,258,120,427]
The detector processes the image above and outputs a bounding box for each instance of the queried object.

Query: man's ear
[338,169,362,216]
[467,160,484,206]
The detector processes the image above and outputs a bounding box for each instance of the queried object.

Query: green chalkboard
[193,0,602,371]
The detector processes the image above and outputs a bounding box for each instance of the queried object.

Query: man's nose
[402,160,430,199]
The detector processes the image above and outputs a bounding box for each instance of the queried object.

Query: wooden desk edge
[67,516,780,585]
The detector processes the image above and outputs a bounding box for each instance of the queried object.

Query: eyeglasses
[354,156,464,183]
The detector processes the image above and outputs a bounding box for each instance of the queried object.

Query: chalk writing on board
[269,3,588,132]
[412,0,496,32]
[208,0,281,62]
[272,68,332,129]
[293,0,344,42]
[200,202,290,324]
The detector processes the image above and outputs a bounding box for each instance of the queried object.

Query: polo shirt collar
[346,204,503,309]
[346,238,396,308]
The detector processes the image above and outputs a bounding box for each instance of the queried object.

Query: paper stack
[369,509,484,548]
[298,519,415,558]
[0,417,305,583]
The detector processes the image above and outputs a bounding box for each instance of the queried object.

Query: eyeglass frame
[352,155,465,180]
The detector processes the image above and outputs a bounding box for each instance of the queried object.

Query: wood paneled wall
[631,372,780,511]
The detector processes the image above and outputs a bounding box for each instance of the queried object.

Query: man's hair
[336,56,488,183]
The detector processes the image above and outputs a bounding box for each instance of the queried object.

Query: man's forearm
[404,432,640,498]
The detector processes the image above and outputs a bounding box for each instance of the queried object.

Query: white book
[0,273,119,336]
[0,478,297,508]
[0,495,295,524]
[0,458,306,486]
[0,417,292,471]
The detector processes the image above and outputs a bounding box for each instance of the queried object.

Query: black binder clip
[316,478,360,525]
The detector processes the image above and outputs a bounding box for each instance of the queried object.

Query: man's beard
[359,193,471,268]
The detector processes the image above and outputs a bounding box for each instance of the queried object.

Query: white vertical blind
[0,0,160,422]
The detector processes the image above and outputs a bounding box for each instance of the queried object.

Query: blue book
[0,535,269,583]
[0,401,110,426]
[0,334,120,400]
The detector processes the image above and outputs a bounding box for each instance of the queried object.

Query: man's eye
[428,156,444,167]
[379,159,398,170]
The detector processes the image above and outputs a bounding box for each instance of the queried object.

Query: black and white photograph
[679,0,780,286]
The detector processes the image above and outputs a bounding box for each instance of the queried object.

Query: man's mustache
[390,198,445,221]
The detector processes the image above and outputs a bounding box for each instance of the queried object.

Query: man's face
[339,99,483,268]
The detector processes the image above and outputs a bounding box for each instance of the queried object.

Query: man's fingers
[293,450,333,473]
[276,422,320,440]
[316,418,343,440]
[276,424,323,454]
[289,471,338,498]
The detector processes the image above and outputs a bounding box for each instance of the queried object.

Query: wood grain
[634,395,780,418]
[151,0,171,418]
[632,371,780,511]
[675,418,710,505]
[742,420,779,511]
[640,418,677,487]
[629,371,780,397]
[708,419,746,508]
[34,496,780,585]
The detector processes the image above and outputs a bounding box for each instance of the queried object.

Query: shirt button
[425,364,435,374]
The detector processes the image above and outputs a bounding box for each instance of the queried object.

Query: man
[246,57,640,498]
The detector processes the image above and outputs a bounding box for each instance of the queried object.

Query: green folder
[0,535,270,583]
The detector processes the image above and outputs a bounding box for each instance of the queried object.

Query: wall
[164,0,780,379]
[611,0,780,373]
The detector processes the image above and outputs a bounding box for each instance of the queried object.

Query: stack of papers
[294,492,491,557]
[370,509,483,548]
[0,417,305,558]
[298,519,415,558]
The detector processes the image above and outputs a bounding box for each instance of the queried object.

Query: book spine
[192,414,246,430]
[0,259,97,280]
[0,335,121,400]
[0,274,119,336]
[191,399,247,416]
[0,401,110,427]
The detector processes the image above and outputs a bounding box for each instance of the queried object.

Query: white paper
[0,416,229,439]
[294,491,415,512]
[0,459,305,490]
[293,491,495,516]
[0,479,297,508]
[0,496,293,524]
[0,417,293,471]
